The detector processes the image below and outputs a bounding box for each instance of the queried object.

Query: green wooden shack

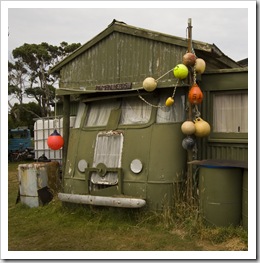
[50,20,247,211]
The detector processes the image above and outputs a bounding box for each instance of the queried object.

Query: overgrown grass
[7,162,248,252]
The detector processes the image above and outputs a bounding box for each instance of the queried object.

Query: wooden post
[187,18,193,121]
[62,95,70,190]
[187,18,193,204]
[187,19,192,58]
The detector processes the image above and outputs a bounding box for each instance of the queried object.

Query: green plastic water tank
[242,168,248,231]
[199,166,243,227]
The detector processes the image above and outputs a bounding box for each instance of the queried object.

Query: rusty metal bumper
[58,193,146,208]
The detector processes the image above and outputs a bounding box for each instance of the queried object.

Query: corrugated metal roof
[50,19,241,74]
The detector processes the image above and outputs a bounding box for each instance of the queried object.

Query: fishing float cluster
[142,52,211,151]
[47,54,210,151]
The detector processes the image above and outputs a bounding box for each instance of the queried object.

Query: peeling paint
[18,162,60,207]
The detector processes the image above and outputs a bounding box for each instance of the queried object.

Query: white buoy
[143,77,157,92]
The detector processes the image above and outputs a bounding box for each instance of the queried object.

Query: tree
[8,60,28,107]
[8,102,42,133]
[8,41,81,118]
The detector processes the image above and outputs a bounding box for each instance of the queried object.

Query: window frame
[81,93,157,130]
[155,88,186,124]
[209,89,248,142]
[79,88,187,131]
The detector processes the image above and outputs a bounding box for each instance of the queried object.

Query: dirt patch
[223,237,248,251]
[171,229,186,240]
[197,237,247,251]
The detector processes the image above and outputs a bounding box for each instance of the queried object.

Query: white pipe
[58,193,146,208]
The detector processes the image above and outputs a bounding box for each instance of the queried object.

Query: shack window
[85,100,120,127]
[120,96,152,125]
[213,93,248,133]
[156,90,186,123]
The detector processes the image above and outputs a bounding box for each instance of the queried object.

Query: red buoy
[47,129,64,150]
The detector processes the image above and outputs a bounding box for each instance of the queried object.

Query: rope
[193,62,197,84]
[194,105,201,118]
[137,79,179,108]
[53,96,58,129]
[155,67,175,82]
[137,90,165,108]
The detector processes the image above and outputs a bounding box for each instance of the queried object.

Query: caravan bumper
[58,193,146,208]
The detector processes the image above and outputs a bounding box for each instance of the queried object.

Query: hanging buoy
[47,129,64,150]
[181,121,196,135]
[173,64,189,80]
[188,83,203,104]
[165,97,174,107]
[194,117,211,137]
[195,58,206,74]
[183,53,196,67]
[182,136,196,150]
[143,77,157,92]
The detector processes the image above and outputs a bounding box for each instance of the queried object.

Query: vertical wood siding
[206,143,248,162]
[59,32,186,90]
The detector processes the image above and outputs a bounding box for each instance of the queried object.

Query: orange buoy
[188,83,203,104]
[47,129,64,150]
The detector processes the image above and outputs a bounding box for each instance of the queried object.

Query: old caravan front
[58,88,187,209]
[50,20,243,210]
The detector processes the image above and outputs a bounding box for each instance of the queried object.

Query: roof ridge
[50,19,240,74]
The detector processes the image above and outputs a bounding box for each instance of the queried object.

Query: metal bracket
[85,166,123,195]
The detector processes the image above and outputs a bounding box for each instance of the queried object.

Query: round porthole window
[78,159,88,173]
[130,159,143,174]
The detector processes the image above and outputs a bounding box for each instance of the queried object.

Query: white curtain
[156,92,186,123]
[74,102,86,128]
[85,100,120,127]
[91,132,123,185]
[120,96,152,124]
[93,133,123,168]
[213,93,248,132]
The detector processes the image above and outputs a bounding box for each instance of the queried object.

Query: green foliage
[8,102,43,133]
[8,60,28,104]
[8,41,81,120]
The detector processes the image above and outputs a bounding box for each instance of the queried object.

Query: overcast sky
[6,3,252,62]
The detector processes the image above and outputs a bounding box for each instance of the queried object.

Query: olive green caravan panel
[69,129,98,180]
[201,69,248,92]
[62,97,187,210]
[149,124,186,182]
[146,183,174,210]
[64,129,81,179]
[121,127,153,184]
[63,178,87,195]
